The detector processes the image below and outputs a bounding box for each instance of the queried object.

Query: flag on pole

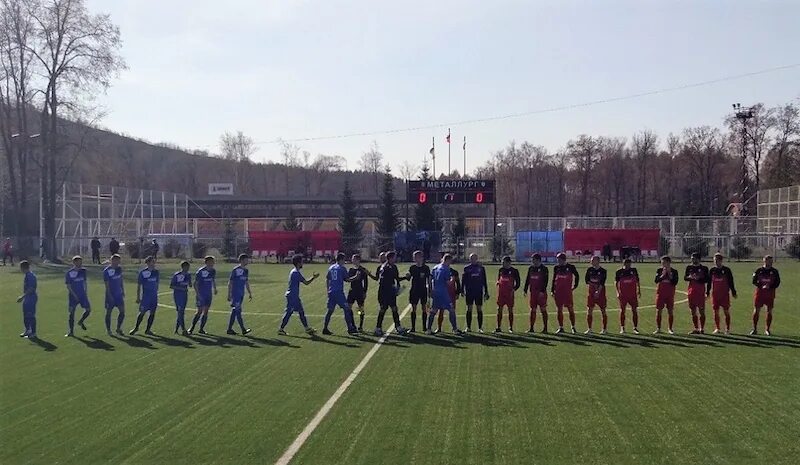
[446,130,451,144]
[429,146,435,158]
[463,136,466,150]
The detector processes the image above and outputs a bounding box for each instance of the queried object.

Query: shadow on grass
[28,336,57,352]
[245,334,301,349]
[188,333,258,348]
[75,336,115,351]
[710,334,800,349]
[115,334,157,350]
[145,333,194,349]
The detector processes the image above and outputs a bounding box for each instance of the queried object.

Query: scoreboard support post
[493,181,497,261]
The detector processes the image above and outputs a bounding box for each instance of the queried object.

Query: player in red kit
[615,258,641,334]
[654,256,679,334]
[750,255,781,336]
[584,256,608,334]
[707,253,737,335]
[551,252,580,334]
[684,252,710,334]
[495,256,520,333]
[523,253,549,333]
[435,268,462,333]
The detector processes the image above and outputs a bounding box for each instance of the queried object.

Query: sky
[86,0,800,177]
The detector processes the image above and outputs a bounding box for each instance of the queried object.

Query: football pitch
[1,260,798,465]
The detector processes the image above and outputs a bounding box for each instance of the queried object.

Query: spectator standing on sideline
[91,237,102,264]
[2,238,13,266]
[109,237,120,256]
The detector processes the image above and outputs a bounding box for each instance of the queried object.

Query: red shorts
[656,294,675,310]
[587,292,607,309]
[618,295,638,308]
[528,291,547,309]
[497,293,515,309]
[687,290,706,309]
[554,293,573,309]
[711,294,730,310]
[753,290,775,310]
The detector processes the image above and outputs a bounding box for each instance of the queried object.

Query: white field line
[273,304,413,465]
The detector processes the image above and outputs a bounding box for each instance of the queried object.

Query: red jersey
[447,269,461,302]
[524,265,549,295]
[496,267,520,308]
[684,264,710,308]
[655,267,678,297]
[551,264,579,296]
[615,268,639,297]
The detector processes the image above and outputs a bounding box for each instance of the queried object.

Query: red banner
[563,229,660,255]
[248,231,342,256]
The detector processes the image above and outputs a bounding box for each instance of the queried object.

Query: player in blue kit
[278,254,319,335]
[322,253,359,336]
[131,256,160,335]
[64,256,92,337]
[103,254,126,336]
[426,254,464,336]
[17,261,38,338]
[227,254,253,335]
[170,261,192,335]
[189,256,217,335]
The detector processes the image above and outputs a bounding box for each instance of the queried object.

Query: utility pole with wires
[732,103,754,212]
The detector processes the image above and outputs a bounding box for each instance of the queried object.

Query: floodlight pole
[732,103,754,211]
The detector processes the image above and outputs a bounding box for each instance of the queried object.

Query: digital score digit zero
[407,180,495,205]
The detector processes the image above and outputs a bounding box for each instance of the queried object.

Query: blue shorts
[174,293,188,310]
[139,298,158,313]
[327,292,348,311]
[105,294,124,310]
[230,296,244,310]
[286,295,304,313]
[196,294,213,308]
[23,296,37,316]
[432,293,453,311]
[69,294,91,310]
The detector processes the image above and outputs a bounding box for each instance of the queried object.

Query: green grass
[1,260,798,465]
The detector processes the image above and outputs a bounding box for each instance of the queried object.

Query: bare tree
[24,0,125,258]
[398,160,417,181]
[219,130,257,191]
[310,153,345,196]
[567,135,599,215]
[631,130,658,215]
[279,140,299,195]
[763,102,799,188]
[0,0,36,236]
[359,141,383,195]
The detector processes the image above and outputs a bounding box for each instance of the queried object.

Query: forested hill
[65,124,399,200]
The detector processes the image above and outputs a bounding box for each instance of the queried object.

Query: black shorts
[465,293,484,306]
[409,288,428,306]
[378,290,397,309]
[347,290,366,307]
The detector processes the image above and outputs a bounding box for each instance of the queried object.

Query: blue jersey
[103,265,124,296]
[138,268,160,301]
[326,264,347,294]
[65,267,88,297]
[170,271,192,295]
[286,268,304,298]
[229,265,249,299]
[24,271,38,299]
[432,264,451,295]
[195,266,216,296]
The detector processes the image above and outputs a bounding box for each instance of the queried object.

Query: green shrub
[192,242,208,259]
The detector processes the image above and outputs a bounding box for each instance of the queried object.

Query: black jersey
[407,264,431,292]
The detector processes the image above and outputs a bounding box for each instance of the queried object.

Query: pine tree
[339,180,363,254]
[413,163,441,231]
[376,167,400,250]
[451,209,468,260]
[283,208,302,231]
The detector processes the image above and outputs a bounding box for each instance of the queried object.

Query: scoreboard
[406,180,495,205]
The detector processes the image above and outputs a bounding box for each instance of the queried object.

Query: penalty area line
[274,304,413,465]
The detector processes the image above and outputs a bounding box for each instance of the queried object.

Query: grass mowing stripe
[274,304,413,465]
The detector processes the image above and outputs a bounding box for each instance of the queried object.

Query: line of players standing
[321,250,782,338]
[16,254,254,339]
